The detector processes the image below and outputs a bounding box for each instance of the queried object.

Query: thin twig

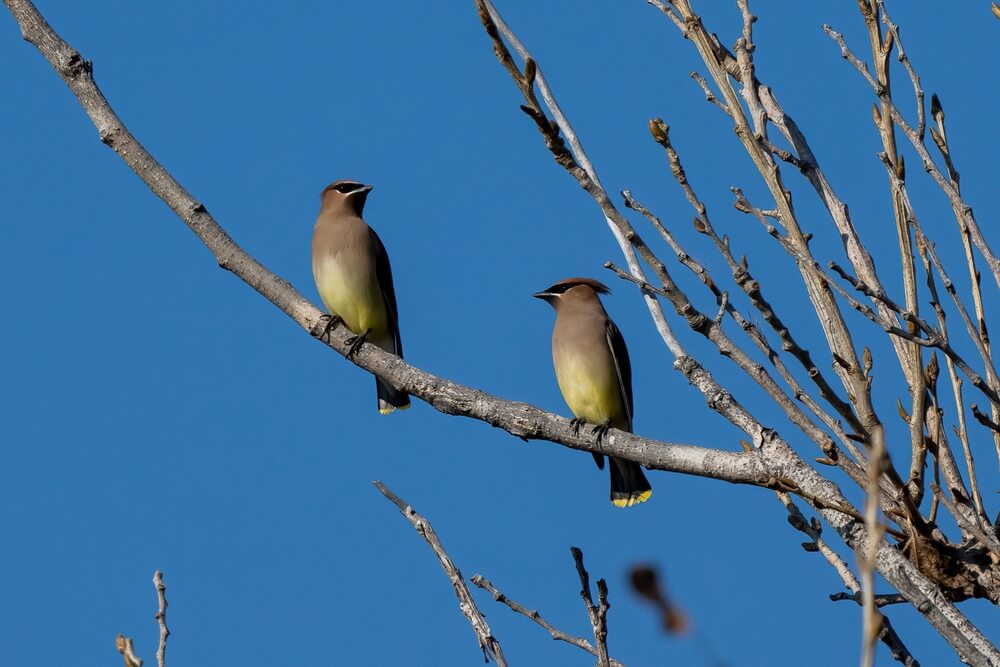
[375,481,506,666]
[470,575,625,667]
[153,571,169,667]
[570,547,610,667]
[830,592,908,608]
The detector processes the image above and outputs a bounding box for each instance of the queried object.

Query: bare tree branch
[0,0,788,497]
[153,571,169,667]
[471,575,625,667]
[375,481,506,666]
[570,547,611,667]
[831,592,908,608]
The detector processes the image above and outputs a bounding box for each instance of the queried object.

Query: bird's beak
[359,184,373,193]
[532,291,554,301]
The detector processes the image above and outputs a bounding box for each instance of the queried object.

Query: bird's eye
[335,183,359,194]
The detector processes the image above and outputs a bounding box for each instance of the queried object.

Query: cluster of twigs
[476,0,1000,664]
[376,481,625,666]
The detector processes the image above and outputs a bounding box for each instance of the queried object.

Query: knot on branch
[99,125,125,146]
[60,50,92,79]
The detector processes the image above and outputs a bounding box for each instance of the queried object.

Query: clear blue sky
[2,1,999,665]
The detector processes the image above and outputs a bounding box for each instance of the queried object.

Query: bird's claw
[319,314,343,343]
[570,417,587,435]
[345,328,372,359]
[592,421,611,446]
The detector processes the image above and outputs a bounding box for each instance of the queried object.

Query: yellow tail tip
[612,489,653,508]
[378,402,411,415]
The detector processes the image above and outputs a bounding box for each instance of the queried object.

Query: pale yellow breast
[553,346,627,428]
[313,254,390,339]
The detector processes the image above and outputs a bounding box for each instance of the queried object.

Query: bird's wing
[370,227,404,358]
[606,319,633,432]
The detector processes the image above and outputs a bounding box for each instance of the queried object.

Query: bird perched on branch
[534,277,651,507]
[312,179,410,414]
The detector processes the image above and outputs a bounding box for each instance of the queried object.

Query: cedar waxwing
[312,179,410,414]
[534,277,652,507]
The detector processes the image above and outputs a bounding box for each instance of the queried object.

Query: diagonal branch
[0,0,782,495]
[375,481,506,666]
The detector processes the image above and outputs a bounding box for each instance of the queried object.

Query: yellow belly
[314,257,390,341]
[554,355,626,428]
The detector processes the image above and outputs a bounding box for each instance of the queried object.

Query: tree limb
[0,0,783,495]
[375,481,506,665]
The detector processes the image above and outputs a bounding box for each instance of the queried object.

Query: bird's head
[532,277,610,309]
[320,179,373,215]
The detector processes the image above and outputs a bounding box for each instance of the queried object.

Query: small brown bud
[523,57,536,86]
[648,118,669,144]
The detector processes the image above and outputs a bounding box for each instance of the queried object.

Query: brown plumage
[311,179,409,413]
[534,277,652,507]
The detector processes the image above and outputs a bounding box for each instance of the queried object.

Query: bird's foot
[592,421,611,446]
[570,417,587,435]
[345,328,372,359]
[319,314,343,343]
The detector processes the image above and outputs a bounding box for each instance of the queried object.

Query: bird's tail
[376,376,410,415]
[609,457,652,508]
